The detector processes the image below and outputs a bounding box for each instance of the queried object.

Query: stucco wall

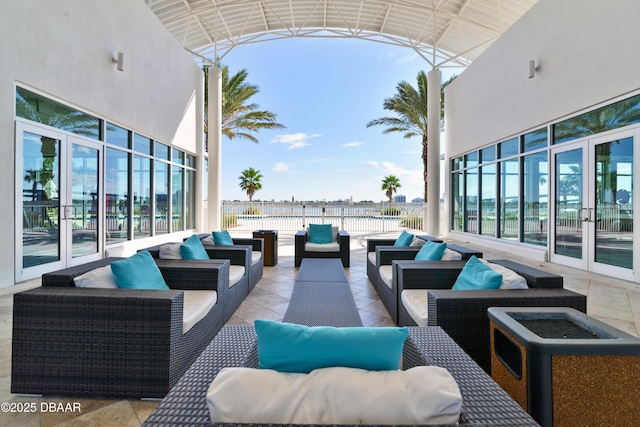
[0,0,202,287]
[445,0,640,157]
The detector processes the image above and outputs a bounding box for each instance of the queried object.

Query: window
[465,168,478,233]
[499,158,519,241]
[498,138,518,158]
[172,166,184,231]
[134,134,152,155]
[155,161,169,235]
[105,148,129,243]
[16,87,101,140]
[480,164,496,236]
[522,128,547,153]
[106,123,130,149]
[553,94,640,144]
[523,152,548,246]
[481,146,496,163]
[133,156,151,239]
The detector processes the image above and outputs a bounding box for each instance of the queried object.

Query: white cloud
[271,132,321,150]
[343,141,364,147]
[273,162,289,172]
[367,160,380,168]
[368,160,422,184]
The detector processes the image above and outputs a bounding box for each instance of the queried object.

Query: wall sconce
[528,60,540,79]
[112,52,125,72]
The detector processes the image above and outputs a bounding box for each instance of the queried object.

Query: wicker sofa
[11,257,229,398]
[295,229,350,267]
[146,241,252,319]
[395,258,588,373]
[366,236,483,323]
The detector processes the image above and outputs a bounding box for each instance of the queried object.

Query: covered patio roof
[146,0,537,68]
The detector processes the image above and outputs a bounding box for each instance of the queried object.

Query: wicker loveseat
[11,257,229,398]
[366,237,483,323]
[295,228,350,267]
[146,241,251,319]
[395,259,587,373]
[196,233,264,291]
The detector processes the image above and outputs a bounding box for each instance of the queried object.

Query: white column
[195,68,205,232]
[426,68,441,236]
[207,66,222,231]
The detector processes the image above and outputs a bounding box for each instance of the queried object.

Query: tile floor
[0,231,638,426]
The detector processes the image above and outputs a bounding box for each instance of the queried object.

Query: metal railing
[221,201,425,231]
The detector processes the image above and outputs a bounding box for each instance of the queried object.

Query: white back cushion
[378,265,393,289]
[229,265,245,287]
[159,242,183,259]
[440,248,463,260]
[478,258,529,289]
[74,265,119,288]
[207,366,461,425]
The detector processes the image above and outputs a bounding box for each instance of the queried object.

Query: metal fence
[221,201,426,231]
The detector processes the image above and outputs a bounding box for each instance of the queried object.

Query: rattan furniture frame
[294,229,350,267]
[142,325,539,426]
[11,257,229,398]
[367,239,483,324]
[395,259,587,373]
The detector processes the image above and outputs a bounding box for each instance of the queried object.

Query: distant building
[412,197,424,203]
[394,195,406,203]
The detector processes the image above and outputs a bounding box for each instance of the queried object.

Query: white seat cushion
[402,289,429,326]
[229,265,245,288]
[305,241,340,252]
[251,251,262,266]
[207,366,462,425]
[183,290,217,334]
[367,251,376,265]
[378,265,393,289]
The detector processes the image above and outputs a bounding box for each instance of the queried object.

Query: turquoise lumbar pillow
[452,256,503,290]
[394,230,414,246]
[414,240,447,260]
[181,234,210,259]
[308,224,333,244]
[110,250,169,290]
[212,230,234,245]
[255,319,408,373]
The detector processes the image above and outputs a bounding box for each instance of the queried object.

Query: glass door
[16,123,102,281]
[551,129,637,281]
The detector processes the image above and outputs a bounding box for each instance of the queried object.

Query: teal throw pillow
[180,234,210,260]
[110,250,169,290]
[414,240,447,260]
[308,224,333,244]
[212,230,234,245]
[452,256,503,290]
[394,230,414,246]
[255,319,408,373]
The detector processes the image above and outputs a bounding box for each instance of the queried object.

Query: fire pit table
[488,306,640,427]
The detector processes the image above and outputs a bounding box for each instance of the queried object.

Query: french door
[16,122,103,281]
[551,129,637,281]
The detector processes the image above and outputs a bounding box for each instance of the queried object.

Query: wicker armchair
[11,257,229,398]
[147,241,251,319]
[294,229,350,267]
[366,238,482,323]
[196,233,264,291]
[395,259,587,373]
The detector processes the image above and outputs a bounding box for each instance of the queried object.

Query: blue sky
[220,38,462,202]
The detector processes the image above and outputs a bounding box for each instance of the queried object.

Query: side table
[253,230,278,266]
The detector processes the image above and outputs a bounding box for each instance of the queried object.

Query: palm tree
[238,167,263,202]
[367,71,456,202]
[204,64,286,150]
[381,175,401,203]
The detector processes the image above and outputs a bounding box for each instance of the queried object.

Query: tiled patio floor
[0,231,638,426]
